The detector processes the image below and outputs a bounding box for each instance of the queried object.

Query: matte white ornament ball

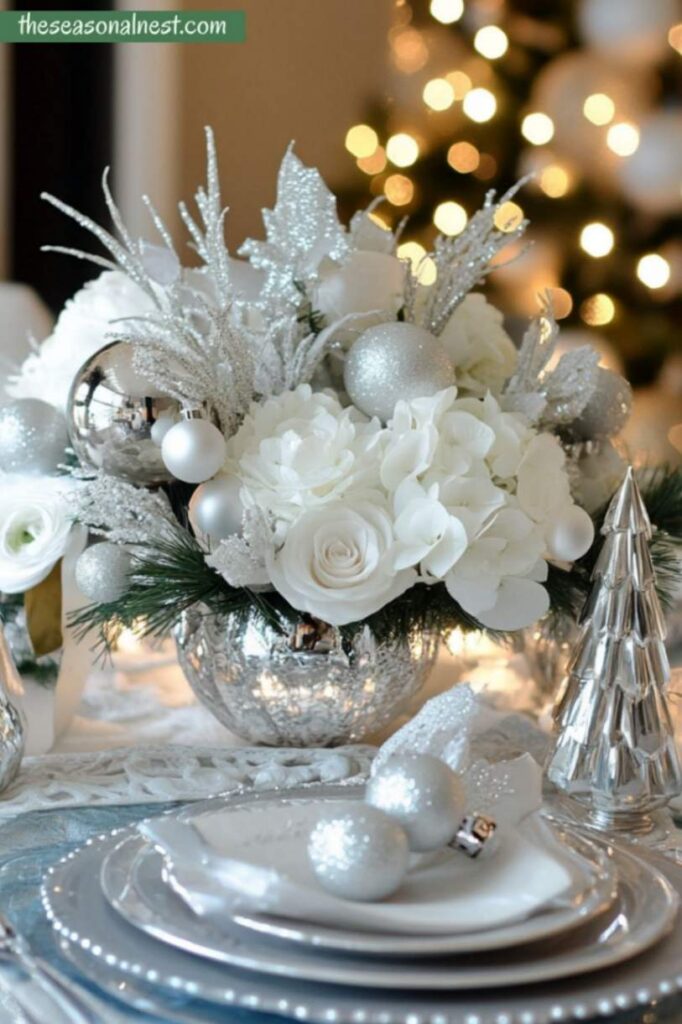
[161,418,225,484]
[189,476,244,543]
[366,753,466,852]
[0,399,68,475]
[308,804,409,901]
[150,412,178,446]
[75,543,133,604]
[571,368,632,441]
[545,505,595,562]
[343,322,455,423]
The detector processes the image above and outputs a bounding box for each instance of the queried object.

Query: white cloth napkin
[137,685,586,934]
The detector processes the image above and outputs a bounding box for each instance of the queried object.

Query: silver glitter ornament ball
[189,475,244,544]
[366,753,466,852]
[570,368,633,441]
[308,803,409,901]
[343,322,455,423]
[75,543,133,604]
[0,398,68,475]
[67,341,180,485]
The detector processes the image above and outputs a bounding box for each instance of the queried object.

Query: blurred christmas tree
[337,0,682,388]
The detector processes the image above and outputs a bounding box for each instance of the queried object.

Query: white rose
[7,270,155,413]
[440,293,518,398]
[267,498,416,626]
[0,476,77,593]
[226,384,382,525]
[314,251,405,328]
[393,480,468,579]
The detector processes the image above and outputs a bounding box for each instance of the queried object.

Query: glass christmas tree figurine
[546,467,682,836]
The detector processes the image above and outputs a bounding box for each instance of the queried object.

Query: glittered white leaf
[239,145,347,308]
[541,347,601,426]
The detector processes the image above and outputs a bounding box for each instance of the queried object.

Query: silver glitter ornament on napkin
[366,753,466,852]
[307,804,409,901]
[0,398,68,475]
[67,340,180,485]
[546,467,682,835]
[344,323,454,422]
[0,626,25,793]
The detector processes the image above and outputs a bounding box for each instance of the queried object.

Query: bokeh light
[581,293,616,326]
[580,222,615,258]
[463,87,497,123]
[423,78,456,111]
[637,253,671,289]
[539,164,571,198]
[521,112,555,145]
[668,23,682,54]
[390,28,429,74]
[429,0,464,25]
[606,122,640,157]
[345,125,378,159]
[357,146,387,175]
[582,93,615,126]
[386,132,420,168]
[447,141,480,173]
[397,241,438,285]
[474,26,509,60]
[384,174,414,206]
[434,200,468,235]
[494,201,524,232]
[446,70,472,99]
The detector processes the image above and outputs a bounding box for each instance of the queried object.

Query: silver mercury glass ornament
[67,340,181,485]
[0,626,25,793]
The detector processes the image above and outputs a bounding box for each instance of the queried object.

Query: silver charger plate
[41,823,682,1024]
[43,788,677,995]
[104,803,618,959]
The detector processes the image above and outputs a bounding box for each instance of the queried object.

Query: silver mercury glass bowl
[174,606,438,747]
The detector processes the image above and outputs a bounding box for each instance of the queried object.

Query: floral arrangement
[12,128,680,650]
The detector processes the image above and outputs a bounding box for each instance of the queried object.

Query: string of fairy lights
[343,0,681,332]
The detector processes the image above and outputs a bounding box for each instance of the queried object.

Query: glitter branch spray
[546,467,682,836]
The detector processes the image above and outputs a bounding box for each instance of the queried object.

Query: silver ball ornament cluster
[307,754,497,902]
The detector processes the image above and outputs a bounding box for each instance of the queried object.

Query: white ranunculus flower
[392,479,468,579]
[440,293,518,398]
[314,251,405,327]
[445,506,549,630]
[7,271,155,413]
[0,476,77,594]
[226,385,383,525]
[268,498,416,626]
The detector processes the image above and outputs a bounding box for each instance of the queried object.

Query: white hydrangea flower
[7,271,155,413]
[445,507,549,630]
[440,293,518,398]
[267,497,416,626]
[0,475,78,593]
[516,433,572,524]
[392,479,468,578]
[225,384,382,525]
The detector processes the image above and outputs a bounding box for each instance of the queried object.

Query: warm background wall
[179,0,394,250]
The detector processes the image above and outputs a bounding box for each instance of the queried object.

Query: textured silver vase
[174,606,438,747]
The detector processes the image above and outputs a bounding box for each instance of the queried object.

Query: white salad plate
[140,792,614,940]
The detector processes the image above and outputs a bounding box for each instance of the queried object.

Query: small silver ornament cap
[452,813,498,859]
